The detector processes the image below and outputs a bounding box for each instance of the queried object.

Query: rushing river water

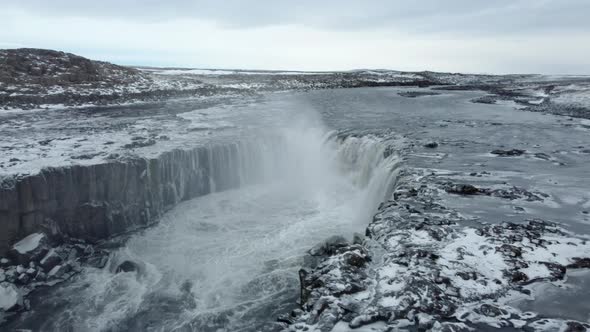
[7,87,590,331]
[9,90,403,331]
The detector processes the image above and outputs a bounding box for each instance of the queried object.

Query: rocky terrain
[1,49,590,331]
[285,169,590,331]
[2,48,589,120]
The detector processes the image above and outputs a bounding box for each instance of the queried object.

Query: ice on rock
[12,233,45,254]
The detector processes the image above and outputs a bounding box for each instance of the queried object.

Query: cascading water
[9,111,403,332]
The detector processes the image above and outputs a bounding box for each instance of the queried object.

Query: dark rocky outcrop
[491,149,526,156]
[0,143,246,256]
[0,48,141,87]
[286,167,590,331]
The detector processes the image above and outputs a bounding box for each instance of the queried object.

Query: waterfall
[6,115,405,332]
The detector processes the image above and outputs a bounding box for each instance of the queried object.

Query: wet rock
[564,321,590,332]
[568,258,590,269]
[491,149,526,156]
[16,273,30,284]
[424,141,439,148]
[116,260,140,273]
[15,265,25,274]
[0,283,21,311]
[541,262,567,281]
[40,249,62,271]
[25,267,36,276]
[9,233,49,265]
[4,268,17,283]
[0,258,10,267]
[534,152,552,160]
[475,304,508,317]
[290,167,590,331]
[445,184,480,195]
[34,271,47,281]
[47,263,71,279]
[398,91,441,98]
[86,254,109,269]
[471,95,497,104]
[309,236,349,257]
[123,139,156,149]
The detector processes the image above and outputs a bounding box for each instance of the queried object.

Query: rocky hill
[0,48,141,86]
[0,48,211,109]
[1,48,590,120]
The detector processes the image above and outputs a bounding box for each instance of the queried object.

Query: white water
[22,112,402,332]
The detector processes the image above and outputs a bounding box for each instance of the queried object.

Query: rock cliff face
[0,143,245,255]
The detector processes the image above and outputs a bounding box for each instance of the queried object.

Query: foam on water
[16,109,403,331]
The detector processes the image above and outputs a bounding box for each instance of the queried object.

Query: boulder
[34,271,47,281]
[16,273,30,285]
[47,264,71,279]
[490,149,526,157]
[40,249,62,271]
[0,283,21,311]
[116,260,140,273]
[424,141,439,148]
[3,268,17,283]
[445,184,480,195]
[0,258,10,267]
[9,233,49,265]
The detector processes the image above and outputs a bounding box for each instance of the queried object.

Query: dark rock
[34,271,47,281]
[116,260,140,273]
[9,233,50,265]
[86,254,109,269]
[398,91,441,98]
[39,249,62,271]
[567,258,590,269]
[4,268,17,283]
[344,251,368,268]
[534,152,552,160]
[277,314,295,325]
[476,304,508,317]
[17,272,31,284]
[424,141,439,148]
[123,139,157,149]
[0,258,10,267]
[540,262,567,281]
[564,321,590,332]
[491,149,526,156]
[47,263,71,279]
[445,184,480,195]
[309,236,349,257]
[471,95,497,104]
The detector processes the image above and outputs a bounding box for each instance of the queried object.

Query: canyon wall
[0,144,243,255]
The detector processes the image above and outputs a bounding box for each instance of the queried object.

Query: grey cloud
[6,0,590,35]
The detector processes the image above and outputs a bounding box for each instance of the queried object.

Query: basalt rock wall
[0,144,242,255]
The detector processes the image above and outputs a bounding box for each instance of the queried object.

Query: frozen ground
[3,49,590,118]
[1,48,590,331]
[2,87,589,331]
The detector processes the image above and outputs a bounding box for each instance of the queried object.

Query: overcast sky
[1,0,589,74]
